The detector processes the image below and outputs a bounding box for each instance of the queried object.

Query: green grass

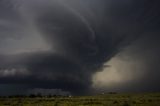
[0,93,160,106]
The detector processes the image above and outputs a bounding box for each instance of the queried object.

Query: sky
[0,0,160,95]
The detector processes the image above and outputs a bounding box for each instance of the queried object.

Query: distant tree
[29,94,36,98]
[37,93,42,97]
[47,94,52,98]
[108,92,118,94]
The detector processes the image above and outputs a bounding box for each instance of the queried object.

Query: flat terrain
[0,93,160,106]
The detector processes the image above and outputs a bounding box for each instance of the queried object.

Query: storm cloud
[0,0,160,95]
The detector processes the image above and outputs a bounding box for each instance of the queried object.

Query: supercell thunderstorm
[0,0,160,95]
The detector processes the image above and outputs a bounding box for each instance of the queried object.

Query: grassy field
[0,93,160,106]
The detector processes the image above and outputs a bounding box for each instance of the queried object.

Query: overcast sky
[0,0,160,95]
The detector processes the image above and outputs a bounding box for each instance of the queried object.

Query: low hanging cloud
[27,88,71,96]
[0,0,160,95]
[0,68,30,77]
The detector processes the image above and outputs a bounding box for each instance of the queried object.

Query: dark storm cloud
[0,0,160,95]
[0,53,92,94]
